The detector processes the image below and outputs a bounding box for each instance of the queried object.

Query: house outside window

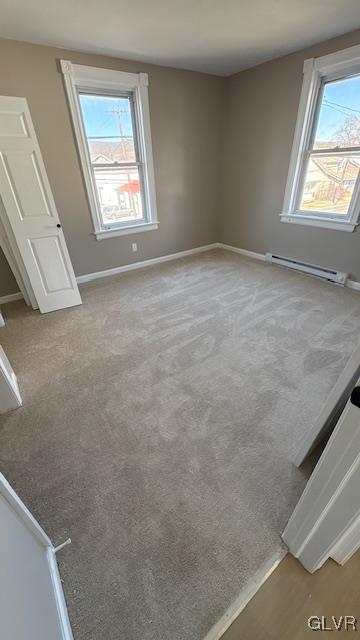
[61,61,158,239]
[281,45,360,232]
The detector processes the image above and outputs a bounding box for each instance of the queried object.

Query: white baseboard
[0,244,218,302]
[0,242,358,302]
[76,243,218,284]
[347,279,360,291]
[47,547,74,640]
[203,548,287,640]
[0,292,24,305]
[218,243,360,292]
[217,242,266,262]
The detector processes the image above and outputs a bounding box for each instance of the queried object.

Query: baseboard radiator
[264,253,348,286]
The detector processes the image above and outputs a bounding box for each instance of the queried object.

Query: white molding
[0,292,24,305]
[95,221,159,240]
[76,243,218,284]
[281,43,360,230]
[0,308,4,327]
[330,512,360,566]
[313,43,360,77]
[202,549,287,640]
[61,60,147,91]
[0,473,74,640]
[61,60,158,237]
[282,56,318,217]
[347,279,360,291]
[280,214,357,233]
[1,243,359,300]
[219,243,360,292]
[217,242,265,261]
[61,62,102,233]
[0,345,22,414]
[0,473,52,548]
[47,547,74,640]
[283,389,360,573]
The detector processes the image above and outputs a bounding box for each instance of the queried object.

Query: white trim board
[0,473,74,640]
[76,243,218,284]
[0,292,24,305]
[47,547,74,640]
[203,548,287,640]
[217,243,360,291]
[0,242,359,303]
[61,61,158,240]
[280,45,360,233]
[282,386,360,573]
[217,243,266,262]
[347,279,360,292]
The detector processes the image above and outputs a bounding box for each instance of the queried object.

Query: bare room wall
[221,29,360,280]
[0,38,223,296]
[1,29,360,299]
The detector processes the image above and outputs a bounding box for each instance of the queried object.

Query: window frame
[281,44,360,233]
[61,60,158,239]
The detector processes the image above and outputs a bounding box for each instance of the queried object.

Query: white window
[61,61,158,239]
[281,45,360,232]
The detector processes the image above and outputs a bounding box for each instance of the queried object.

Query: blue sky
[315,74,360,143]
[78,78,360,144]
[79,94,133,139]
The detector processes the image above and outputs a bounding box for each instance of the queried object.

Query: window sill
[280,213,357,233]
[94,222,159,240]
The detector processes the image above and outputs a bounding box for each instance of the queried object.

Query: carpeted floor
[0,249,359,640]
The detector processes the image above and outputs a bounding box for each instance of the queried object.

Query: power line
[106,108,130,157]
[323,103,356,117]
[323,98,360,116]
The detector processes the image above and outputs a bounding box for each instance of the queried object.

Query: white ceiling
[1,0,360,76]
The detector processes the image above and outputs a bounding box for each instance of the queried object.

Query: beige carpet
[0,249,359,640]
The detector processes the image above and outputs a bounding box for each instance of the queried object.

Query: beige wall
[221,29,360,280]
[0,38,223,296]
[1,30,360,297]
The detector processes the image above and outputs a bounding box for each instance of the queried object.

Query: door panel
[29,236,72,293]
[1,151,52,219]
[0,111,28,138]
[0,96,81,313]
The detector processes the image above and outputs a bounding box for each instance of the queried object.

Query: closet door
[0,96,81,313]
[0,474,73,639]
[283,380,360,572]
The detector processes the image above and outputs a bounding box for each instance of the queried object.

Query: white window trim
[61,60,158,239]
[280,44,360,233]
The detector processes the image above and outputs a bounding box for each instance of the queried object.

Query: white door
[0,96,81,313]
[0,474,73,640]
[0,345,22,413]
[294,345,360,466]
[283,380,360,572]
[0,207,36,308]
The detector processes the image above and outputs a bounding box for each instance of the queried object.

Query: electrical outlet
[132,242,138,252]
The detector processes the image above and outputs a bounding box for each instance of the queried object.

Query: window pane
[299,156,359,215]
[314,75,360,150]
[78,94,136,163]
[94,166,143,225]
